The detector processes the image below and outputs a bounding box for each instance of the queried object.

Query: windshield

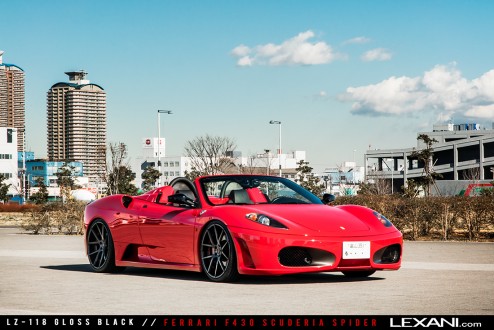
[200,175,323,205]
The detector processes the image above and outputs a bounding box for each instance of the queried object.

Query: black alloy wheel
[86,219,124,273]
[200,221,237,282]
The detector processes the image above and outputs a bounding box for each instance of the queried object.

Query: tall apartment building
[0,51,25,152]
[47,71,106,183]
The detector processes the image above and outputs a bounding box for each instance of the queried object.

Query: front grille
[278,247,312,267]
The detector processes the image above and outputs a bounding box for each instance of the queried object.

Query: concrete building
[26,160,86,201]
[18,151,34,165]
[47,71,106,184]
[0,51,25,152]
[235,150,307,177]
[0,127,20,198]
[321,161,365,196]
[134,156,192,190]
[131,137,192,190]
[365,123,494,195]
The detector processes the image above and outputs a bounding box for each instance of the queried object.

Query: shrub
[333,195,494,241]
[21,201,86,235]
[0,203,40,213]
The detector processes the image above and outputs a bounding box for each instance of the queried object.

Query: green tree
[55,162,78,201]
[106,165,138,195]
[0,174,11,203]
[295,160,324,196]
[30,177,49,204]
[142,165,161,191]
[101,142,138,195]
[410,134,442,196]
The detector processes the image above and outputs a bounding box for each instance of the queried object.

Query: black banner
[1,315,492,329]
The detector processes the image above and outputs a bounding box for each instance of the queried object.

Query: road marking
[402,261,494,271]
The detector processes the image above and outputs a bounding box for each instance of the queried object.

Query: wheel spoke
[214,258,220,276]
[202,255,213,260]
[88,249,99,256]
[101,227,107,242]
[221,252,229,261]
[206,258,213,273]
[97,224,104,241]
[206,230,214,245]
[93,250,101,266]
[213,226,219,245]
[218,259,225,272]
[97,249,104,267]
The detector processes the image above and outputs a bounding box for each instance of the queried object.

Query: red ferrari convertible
[84,175,402,282]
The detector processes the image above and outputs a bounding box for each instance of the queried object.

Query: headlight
[245,213,287,229]
[373,211,393,227]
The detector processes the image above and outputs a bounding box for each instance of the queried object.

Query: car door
[138,201,198,265]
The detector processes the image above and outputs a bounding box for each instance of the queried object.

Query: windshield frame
[199,175,323,206]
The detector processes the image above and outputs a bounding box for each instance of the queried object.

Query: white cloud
[339,64,494,120]
[465,105,494,119]
[231,30,343,66]
[236,56,253,67]
[231,44,251,57]
[344,36,371,45]
[311,90,328,101]
[361,48,392,62]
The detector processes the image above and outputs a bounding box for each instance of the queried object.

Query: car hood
[249,204,374,235]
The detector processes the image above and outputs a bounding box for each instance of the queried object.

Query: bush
[0,203,40,213]
[21,201,86,235]
[333,195,494,241]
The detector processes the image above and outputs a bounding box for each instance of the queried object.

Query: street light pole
[269,120,282,177]
[157,110,172,186]
[264,149,270,175]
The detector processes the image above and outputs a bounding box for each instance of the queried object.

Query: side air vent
[122,196,133,208]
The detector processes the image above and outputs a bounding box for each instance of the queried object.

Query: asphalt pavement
[0,227,493,315]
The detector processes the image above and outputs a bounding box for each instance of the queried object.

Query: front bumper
[230,227,402,275]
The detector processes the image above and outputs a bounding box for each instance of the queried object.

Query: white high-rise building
[46,71,106,184]
[0,127,20,197]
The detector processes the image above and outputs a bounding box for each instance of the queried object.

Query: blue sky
[2,0,494,171]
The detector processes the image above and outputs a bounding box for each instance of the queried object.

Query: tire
[200,221,238,282]
[86,219,125,273]
[342,270,376,277]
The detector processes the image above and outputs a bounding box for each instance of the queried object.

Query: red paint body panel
[84,175,403,278]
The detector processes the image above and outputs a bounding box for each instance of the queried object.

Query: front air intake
[373,244,401,264]
[278,247,335,267]
[279,247,312,267]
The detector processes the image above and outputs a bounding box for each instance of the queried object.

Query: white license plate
[343,241,370,259]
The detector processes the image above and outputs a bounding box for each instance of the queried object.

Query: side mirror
[168,193,197,207]
[321,193,336,205]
